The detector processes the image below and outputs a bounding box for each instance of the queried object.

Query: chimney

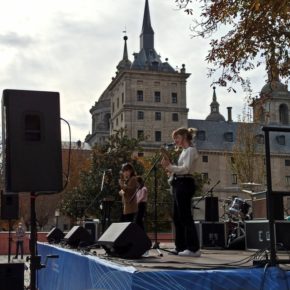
[227,107,232,122]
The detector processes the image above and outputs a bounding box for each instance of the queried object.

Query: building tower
[86,0,190,150]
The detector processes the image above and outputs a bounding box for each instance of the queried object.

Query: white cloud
[0,0,276,141]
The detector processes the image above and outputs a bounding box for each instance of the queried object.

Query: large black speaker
[0,190,19,220]
[0,263,24,290]
[2,89,63,193]
[271,194,284,220]
[64,226,93,248]
[97,222,152,259]
[47,227,64,244]
[205,196,219,222]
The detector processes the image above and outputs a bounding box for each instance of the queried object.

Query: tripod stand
[143,153,163,256]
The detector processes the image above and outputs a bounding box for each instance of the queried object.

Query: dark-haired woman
[119,163,138,222]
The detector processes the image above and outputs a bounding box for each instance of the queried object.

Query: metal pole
[29,192,37,290]
[263,129,277,266]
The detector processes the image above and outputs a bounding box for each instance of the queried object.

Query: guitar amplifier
[201,222,227,248]
[245,220,290,251]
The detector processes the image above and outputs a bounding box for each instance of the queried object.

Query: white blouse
[167,146,198,175]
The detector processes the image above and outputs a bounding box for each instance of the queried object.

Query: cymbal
[242,189,266,196]
[241,182,262,186]
[242,189,254,194]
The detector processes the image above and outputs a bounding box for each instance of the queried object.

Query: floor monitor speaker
[46,227,64,243]
[97,222,152,259]
[64,226,93,248]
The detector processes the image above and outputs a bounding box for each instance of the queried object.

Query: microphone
[164,143,175,149]
[105,169,112,173]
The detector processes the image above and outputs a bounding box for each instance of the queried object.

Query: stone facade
[85,0,290,217]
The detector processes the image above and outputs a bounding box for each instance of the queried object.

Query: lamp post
[55,209,60,228]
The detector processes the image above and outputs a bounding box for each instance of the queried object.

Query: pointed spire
[213,86,217,102]
[205,87,225,122]
[140,0,154,50]
[117,35,132,71]
[142,0,154,34]
[123,36,129,61]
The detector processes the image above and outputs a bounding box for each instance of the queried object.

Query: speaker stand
[29,192,38,290]
[8,219,12,262]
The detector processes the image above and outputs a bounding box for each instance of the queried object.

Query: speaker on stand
[2,89,63,290]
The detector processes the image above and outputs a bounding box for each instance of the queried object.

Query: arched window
[279,104,289,125]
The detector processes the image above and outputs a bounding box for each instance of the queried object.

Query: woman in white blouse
[161,127,201,257]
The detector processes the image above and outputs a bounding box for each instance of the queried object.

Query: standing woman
[161,127,200,257]
[135,176,148,230]
[119,163,138,222]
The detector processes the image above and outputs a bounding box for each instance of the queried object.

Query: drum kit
[221,182,263,248]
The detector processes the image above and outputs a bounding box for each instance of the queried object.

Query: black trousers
[135,202,146,230]
[15,241,24,258]
[120,213,136,222]
[172,177,199,252]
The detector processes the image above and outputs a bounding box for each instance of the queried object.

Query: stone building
[85,0,290,217]
[85,0,189,150]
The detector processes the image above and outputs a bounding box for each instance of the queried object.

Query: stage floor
[37,242,290,290]
[90,243,290,271]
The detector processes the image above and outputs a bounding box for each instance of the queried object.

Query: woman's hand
[161,157,171,169]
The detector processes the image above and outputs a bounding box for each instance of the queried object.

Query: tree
[60,128,145,222]
[175,0,290,91]
[231,106,265,184]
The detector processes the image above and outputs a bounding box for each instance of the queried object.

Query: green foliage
[60,128,145,221]
[175,0,290,92]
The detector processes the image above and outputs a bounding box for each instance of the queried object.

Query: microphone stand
[192,180,220,209]
[142,152,163,257]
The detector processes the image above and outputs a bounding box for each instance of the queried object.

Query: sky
[0,0,274,142]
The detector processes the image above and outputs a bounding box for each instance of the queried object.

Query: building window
[232,174,238,184]
[172,93,178,104]
[224,132,233,142]
[137,90,143,101]
[279,104,289,125]
[286,176,290,186]
[202,155,208,163]
[155,112,161,121]
[116,117,118,126]
[197,130,206,141]
[138,152,144,157]
[255,134,264,144]
[137,111,144,120]
[137,130,144,139]
[172,113,179,121]
[112,102,115,113]
[117,98,119,109]
[122,93,124,103]
[154,91,161,102]
[276,135,286,145]
[121,113,123,122]
[285,160,290,166]
[155,131,161,142]
[201,172,208,181]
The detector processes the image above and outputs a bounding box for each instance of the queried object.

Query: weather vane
[122,26,127,35]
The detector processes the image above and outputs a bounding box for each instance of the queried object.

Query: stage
[37,242,290,290]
